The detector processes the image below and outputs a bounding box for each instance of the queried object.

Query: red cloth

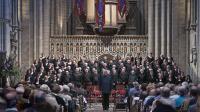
[117,89,126,95]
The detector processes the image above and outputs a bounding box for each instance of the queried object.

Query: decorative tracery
[50,35,147,60]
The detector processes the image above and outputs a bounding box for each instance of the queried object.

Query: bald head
[149,89,156,96]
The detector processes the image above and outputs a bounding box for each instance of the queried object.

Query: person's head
[186,75,191,80]
[132,65,137,70]
[127,59,131,64]
[103,62,107,68]
[75,68,79,73]
[132,82,139,89]
[16,86,25,95]
[63,85,70,93]
[29,90,46,105]
[109,60,113,64]
[4,87,17,108]
[65,70,69,75]
[140,68,144,74]
[23,87,32,99]
[40,84,50,93]
[50,84,61,94]
[178,86,187,96]
[112,64,116,69]
[160,87,170,98]
[67,66,71,70]
[149,52,153,57]
[182,82,189,91]
[103,56,107,61]
[106,70,110,76]
[160,54,164,58]
[149,89,156,96]
[156,88,161,96]
[85,68,89,73]
[131,70,135,75]
[121,67,126,73]
[190,86,198,97]
[149,69,153,75]
[112,68,117,74]
[68,83,74,89]
[140,83,147,91]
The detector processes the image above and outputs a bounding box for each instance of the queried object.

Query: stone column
[161,0,167,56]
[17,0,22,67]
[197,0,200,82]
[50,0,55,35]
[62,0,67,35]
[0,0,3,51]
[0,0,6,52]
[5,0,11,56]
[43,0,50,56]
[144,0,148,34]
[154,0,161,59]
[21,0,31,68]
[33,0,37,59]
[148,0,155,56]
[55,0,60,35]
[167,0,172,57]
[39,0,43,56]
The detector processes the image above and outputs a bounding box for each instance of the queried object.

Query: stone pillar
[144,0,148,34]
[55,0,60,35]
[50,0,55,35]
[161,0,167,56]
[17,0,22,67]
[171,0,180,62]
[177,0,187,74]
[154,0,161,59]
[147,0,155,56]
[5,0,11,57]
[185,0,191,76]
[137,0,144,34]
[0,0,3,51]
[21,0,31,68]
[62,0,67,35]
[197,0,200,82]
[43,0,50,56]
[39,0,43,56]
[167,0,172,57]
[33,0,37,59]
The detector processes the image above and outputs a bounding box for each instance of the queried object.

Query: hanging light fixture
[104,0,117,26]
[83,0,127,35]
[86,0,96,23]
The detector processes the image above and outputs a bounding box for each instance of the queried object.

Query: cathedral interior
[0,0,200,111]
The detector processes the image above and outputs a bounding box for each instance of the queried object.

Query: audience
[0,53,200,112]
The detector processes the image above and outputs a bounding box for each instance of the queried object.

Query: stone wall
[171,0,187,75]
[15,0,198,80]
[147,0,188,74]
[188,0,200,83]
[20,0,51,74]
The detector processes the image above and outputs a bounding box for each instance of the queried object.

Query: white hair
[40,84,50,92]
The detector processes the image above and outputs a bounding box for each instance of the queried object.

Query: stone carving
[50,35,147,60]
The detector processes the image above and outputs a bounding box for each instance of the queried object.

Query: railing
[50,35,148,60]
